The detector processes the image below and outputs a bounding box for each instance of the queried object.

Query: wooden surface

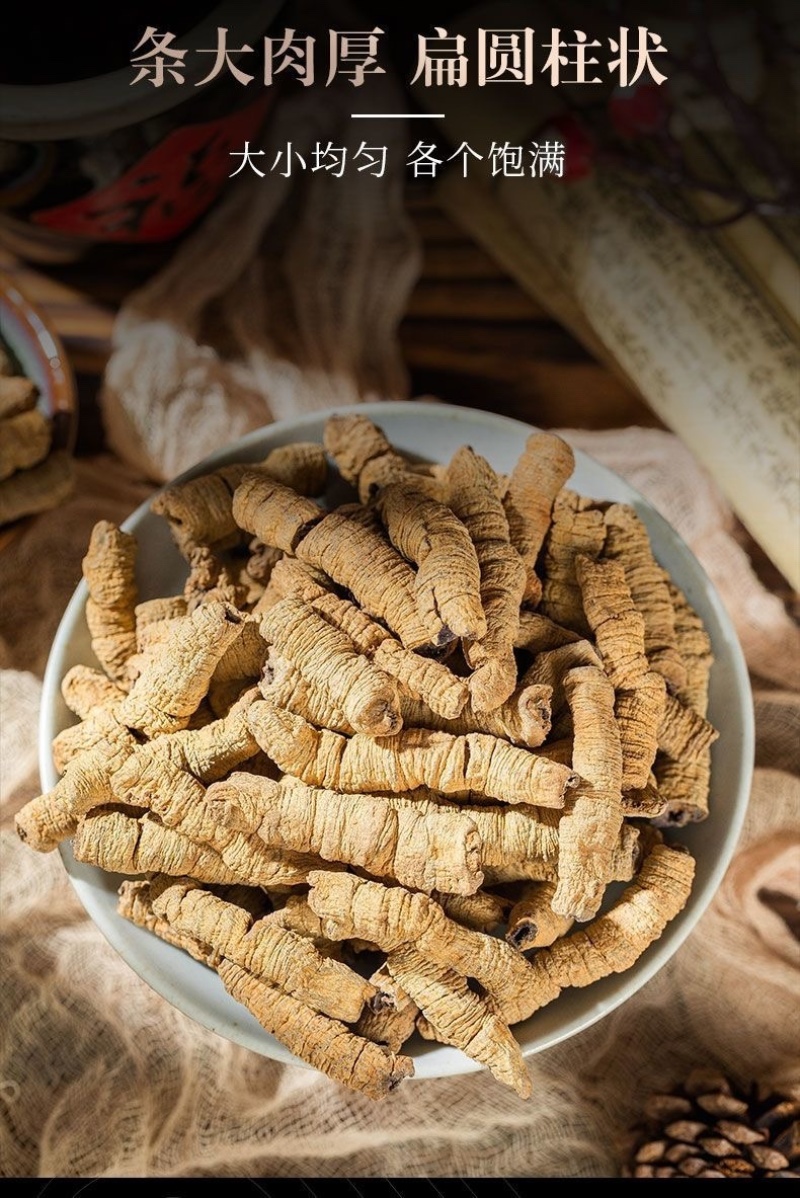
[0,188,793,610]
[1,187,657,459]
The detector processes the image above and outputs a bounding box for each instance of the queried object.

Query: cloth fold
[1,426,797,1178]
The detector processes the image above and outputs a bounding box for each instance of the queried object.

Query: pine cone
[621,1068,800,1178]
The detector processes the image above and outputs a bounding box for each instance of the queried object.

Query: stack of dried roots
[16,414,717,1100]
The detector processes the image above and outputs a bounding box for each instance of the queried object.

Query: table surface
[0,186,793,611]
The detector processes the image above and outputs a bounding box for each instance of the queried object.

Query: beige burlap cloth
[1,79,799,1171]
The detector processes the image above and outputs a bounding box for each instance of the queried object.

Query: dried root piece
[237,479,444,650]
[323,412,439,503]
[520,640,602,720]
[257,442,328,497]
[73,809,250,885]
[182,546,246,612]
[615,672,668,791]
[216,959,414,1100]
[540,490,606,635]
[248,703,577,808]
[82,521,138,687]
[16,715,136,851]
[387,944,531,1098]
[552,665,624,923]
[302,504,449,651]
[307,871,537,1025]
[264,895,346,959]
[0,450,74,526]
[61,665,125,719]
[118,600,245,736]
[151,443,327,555]
[118,688,259,784]
[355,964,420,1053]
[658,695,719,762]
[669,583,713,715]
[603,505,687,693]
[436,891,510,934]
[269,559,469,718]
[110,757,319,888]
[446,446,526,711]
[505,880,574,951]
[482,817,639,888]
[260,597,401,737]
[376,479,486,641]
[622,775,668,819]
[0,375,37,419]
[259,650,352,734]
[205,773,483,896]
[150,879,373,1022]
[246,539,283,586]
[653,753,712,827]
[403,792,561,881]
[117,878,214,964]
[575,554,648,689]
[515,611,581,655]
[521,844,696,1015]
[399,682,552,748]
[134,597,187,652]
[232,473,323,554]
[0,408,51,481]
[503,431,575,604]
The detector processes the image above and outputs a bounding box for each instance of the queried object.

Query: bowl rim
[38,400,755,1079]
[0,279,78,452]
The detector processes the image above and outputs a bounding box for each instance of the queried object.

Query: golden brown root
[248,703,577,808]
[118,600,245,736]
[0,408,51,480]
[521,844,696,1015]
[205,773,483,895]
[653,752,712,826]
[520,640,602,719]
[446,446,526,712]
[376,479,486,641]
[117,879,215,964]
[658,695,719,761]
[603,505,687,692]
[149,879,374,1022]
[216,958,414,1100]
[387,945,532,1099]
[323,412,439,504]
[355,964,420,1053]
[615,672,667,791]
[61,665,125,719]
[399,683,552,748]
[73,809,250,885]
[306,871,537,1025]
[15,716,136,851]
[621,776,668,819]
[151,444,327,555]
[298,504,449,651]
[540,490,606,635]
[503,431,575,604]
[82,521,139,687]
[259,596,402,737]
[669,583,713,714]
[552,665,624,923]
[110,757,321,887]
[575,554,648,689]
[436,891,510,934]
[515,611,582,655]
[505,880,574,951]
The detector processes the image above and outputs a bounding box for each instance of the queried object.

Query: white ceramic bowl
[39,401,754,1079]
